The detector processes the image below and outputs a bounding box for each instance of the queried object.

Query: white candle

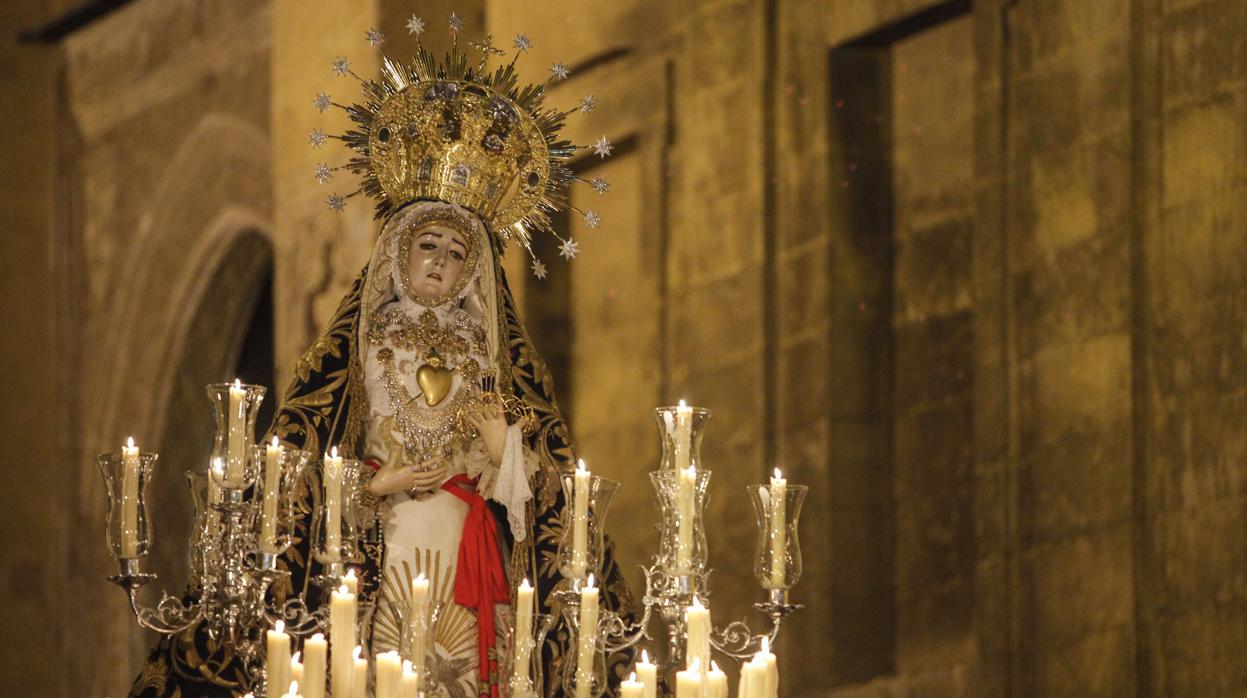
[707,661,728,698]
[290,651,304,691]
[260,437,282,553]
[330,585,356,698]
[768,469,788,588]
[755,636,778,698]
[676,658,702,698]
[570,459,591,580]
[407,572,429,687]
[676,463,697,570]
[351,646,367,698]
[375,650,402,698]
[621,672,644,698]
[226,379,247,486]
[636,649,658,698]
[401,659,418,698]
[739,659,765,698]
[302,633,327,698]
[675,399,692,472]
[120,437,141,558]
[685,596,710,672]
[266,620,291,698]
[323,447,343,562]
[574,574,599,698]
[512,578,535,685]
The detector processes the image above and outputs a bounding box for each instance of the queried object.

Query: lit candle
[676,463,697,570]
[407,572,429,687]
[260,437,282,553]
[281,681,301,698]
[375,650,402,698]
[323,447,343,562]
[342,568,359,596]
[226,379,247,486]
[512,578,534,685]
[685,596,710,673]
[401,659,418,698]
[302,632,327,698]
[635,649,658,698]
[290,650,304,691]
[768,468,788,588]
[675,399,692,472]
[266,620,291,698]
[351,645,367,698]
[120,437,141,558]
[707,661,728,698]
[571,459,591,580]
[330,585,356,698]
[676,658,702,698]
[739,659,765,698]
[574,574,599,698]
[621,672,644,698]
[755,636,778,698]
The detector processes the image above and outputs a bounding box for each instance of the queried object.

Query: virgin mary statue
[129,26,634,698]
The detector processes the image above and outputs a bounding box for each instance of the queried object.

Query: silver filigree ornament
[550,62,569,81]
[406,15,425,35]
[559,238,580,260]
[513,34,533,52]
[327,194,345,212]
[313,92,332,113]
[366,28,385,47]
[584,210,601,229]
[308,128,327,149]
[314,163,333,184]
[531,258,548,280]
[448,12,464,33]
[579,95,597,113]
[589,176,611,194]
[331,57,351,77]
[592,135,613,159]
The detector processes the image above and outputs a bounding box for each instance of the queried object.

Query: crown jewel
[315,15,609,273]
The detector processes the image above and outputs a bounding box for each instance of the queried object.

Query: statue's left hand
[469,403,509,465]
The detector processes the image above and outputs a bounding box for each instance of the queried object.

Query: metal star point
[559,238,580,260]
[448,12,464,33]
[406,15,425,35]
[308,128,327,149]
[592,135,613,159]
[314,163,333,184]
[531,259,548,279]
[550,62,569,81]
[513,34,533,52]
[313,92,332,113]
[365,28,385,47]
[579,95,597,113]
[331,57,351,77]
[588,176,610,194]
[327,194,345,212]
[584,210,602,229]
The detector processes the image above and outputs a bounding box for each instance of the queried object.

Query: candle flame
[678,399,687,408]
[761,635,770,653]
[274,619,285,633]
[773,467,782,479]
[641,649,650,663]
[691,596,703,609]
[577,458,586,472]
[330,445,339,459]
[403,659,413,672]
[292,650,302,663]
[271,436,279,448]
[125,436,135,449]
[520,577,531,590]
[629,672,637,681]
[689,657,701,672]
[338,584,348,595]
[415,572,426,582]
[233,378,242,389]
[288,680,299,694]
[711,660,722,672]
[345,568,357,580]
[586,573,596,589]
[311,632,324,641]
[353,645,363,659]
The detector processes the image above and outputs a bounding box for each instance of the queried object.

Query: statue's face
[407,225,470,298]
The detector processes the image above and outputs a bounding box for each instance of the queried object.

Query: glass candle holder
[315,456,363,564]
[252,443,312,556]
[206,381,266,490]
[185,471,216,584]
[748,483,808,590]
[557,472,620,582]
[654,404,711,472]
[97,447,158,561]
[499,609,554,698]
[559,602,607,698]
[650,468,712,576]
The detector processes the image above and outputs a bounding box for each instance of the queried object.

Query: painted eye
[419,242,436,250]
[450,251,464,261]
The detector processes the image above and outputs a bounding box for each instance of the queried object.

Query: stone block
[1030,525,1134,650]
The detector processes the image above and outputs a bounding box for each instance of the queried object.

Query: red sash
[441,474,507,697]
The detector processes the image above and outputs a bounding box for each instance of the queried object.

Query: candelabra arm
[598,564,660,653]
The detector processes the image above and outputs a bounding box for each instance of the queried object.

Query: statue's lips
[427,271,442,282]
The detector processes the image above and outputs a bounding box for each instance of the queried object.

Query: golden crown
[311,15,612,277]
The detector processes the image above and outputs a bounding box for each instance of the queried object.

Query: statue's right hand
[406,462,449,492]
